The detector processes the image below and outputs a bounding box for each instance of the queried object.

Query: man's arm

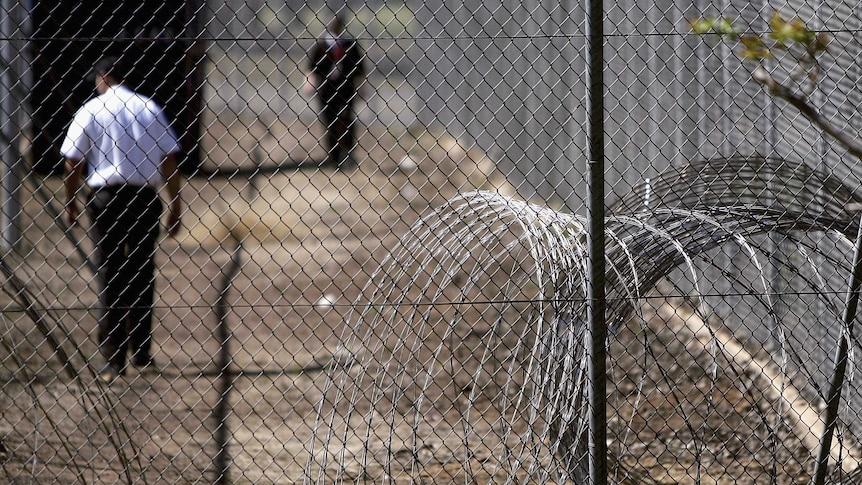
[350,41,368,98]
[304,73,320,96]
[63,157,85,227]
[304,43,324,96]
[162,153,182,237]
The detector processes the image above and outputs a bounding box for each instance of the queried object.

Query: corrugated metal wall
[410,0,767,211]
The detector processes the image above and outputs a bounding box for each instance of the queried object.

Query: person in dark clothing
[61,56,182,383]
[306,15,366,169]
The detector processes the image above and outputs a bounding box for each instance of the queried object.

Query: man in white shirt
[61,56,182,383]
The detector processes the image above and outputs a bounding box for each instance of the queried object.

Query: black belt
[88,185,158,206]
[90,184,156,194]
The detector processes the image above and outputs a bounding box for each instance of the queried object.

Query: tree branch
[752,66,862,161]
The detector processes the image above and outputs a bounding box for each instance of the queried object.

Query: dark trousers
[319,86,358,165]
[87,185,162,368]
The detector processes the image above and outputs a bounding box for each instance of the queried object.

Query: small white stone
[398,155,418,171]
[315,294,338,308]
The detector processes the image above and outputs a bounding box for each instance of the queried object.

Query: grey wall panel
[414,0,587,209]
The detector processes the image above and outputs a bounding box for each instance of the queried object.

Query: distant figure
[61,56,182,383]
[306,15,366,169]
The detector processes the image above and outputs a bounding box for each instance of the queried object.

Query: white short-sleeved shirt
[60,85,180,188]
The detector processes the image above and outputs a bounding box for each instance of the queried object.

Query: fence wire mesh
[2,0,862,484]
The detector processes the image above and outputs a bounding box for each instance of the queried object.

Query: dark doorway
[29,0,204,173]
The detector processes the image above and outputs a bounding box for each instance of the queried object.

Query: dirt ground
[0,117,520,484]
[0,115,847,484]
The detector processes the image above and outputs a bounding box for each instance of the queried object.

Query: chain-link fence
[2,0,862,483]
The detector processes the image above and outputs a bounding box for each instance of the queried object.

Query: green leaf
[769,12,815,47]
[689,16,739,39]
[740,35,771,60]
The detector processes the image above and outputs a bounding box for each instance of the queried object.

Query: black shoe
[132,354,155,369]
[98,363,125,384]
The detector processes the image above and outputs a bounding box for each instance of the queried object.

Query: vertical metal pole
[811,217,862,485]
[0,0,23,251]
[585,0,607,481]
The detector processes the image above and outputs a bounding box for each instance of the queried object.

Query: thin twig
[752,66,862,161]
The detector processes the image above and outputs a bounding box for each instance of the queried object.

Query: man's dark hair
[92,56,125,82]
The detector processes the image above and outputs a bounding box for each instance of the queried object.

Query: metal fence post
[812,216,862,485]
[0,0,24,251]
[586,0,607,481]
